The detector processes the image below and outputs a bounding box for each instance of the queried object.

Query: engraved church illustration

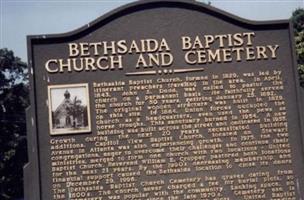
[48,84,91,135]
[52,90,85,128]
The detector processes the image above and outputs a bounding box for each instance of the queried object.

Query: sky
[0,0,303,62]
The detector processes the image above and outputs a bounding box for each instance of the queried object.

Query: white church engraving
[48,83,91,135]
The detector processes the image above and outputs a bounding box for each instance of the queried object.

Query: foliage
[292,8,304,33]
[66,96,85,128]
[296,31,304,86]
[0,48,29,199]
[292,8,304,87]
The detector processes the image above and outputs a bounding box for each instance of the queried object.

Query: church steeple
[64,90,70,99]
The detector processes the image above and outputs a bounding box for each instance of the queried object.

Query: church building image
[52,90,86,129]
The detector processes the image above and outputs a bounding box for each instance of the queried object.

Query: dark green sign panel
[25,1,304,199]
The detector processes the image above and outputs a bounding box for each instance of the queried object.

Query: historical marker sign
[25,0,304,199]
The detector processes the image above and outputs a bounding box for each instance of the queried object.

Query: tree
[296,31,304,86]
[292,8,304,33]
[291,8,304,87]
[0,48,29,199]
[66,96,84,128]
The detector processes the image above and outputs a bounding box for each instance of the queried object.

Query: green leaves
[292,9,304,86]
[292,8,304,33]
[0,49,27,89]
[0,48,29,199]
